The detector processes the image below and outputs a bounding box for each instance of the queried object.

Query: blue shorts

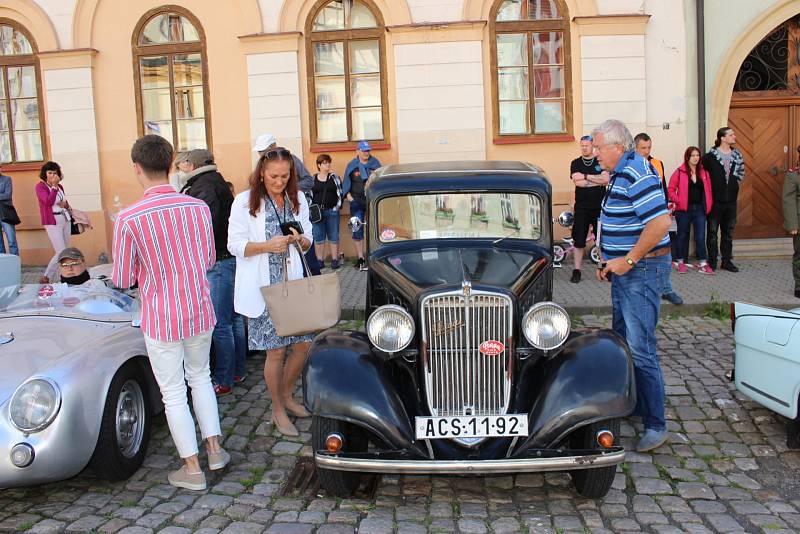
[350,199,365,241]
[312,208,340,244]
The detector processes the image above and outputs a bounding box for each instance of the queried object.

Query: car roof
[368,160,551,198]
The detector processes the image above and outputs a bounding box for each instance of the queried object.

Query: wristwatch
[625,257,636,266]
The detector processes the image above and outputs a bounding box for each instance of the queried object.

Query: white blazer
[227,189,313,318]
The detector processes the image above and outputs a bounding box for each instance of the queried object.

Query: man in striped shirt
[112,135,229,491]
[593,119,672,453]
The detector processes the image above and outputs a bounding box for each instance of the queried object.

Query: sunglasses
[262,147,291,160]
[580,135,593,142]
[59,260,83,267]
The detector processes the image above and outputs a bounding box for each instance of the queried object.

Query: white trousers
[143,329,222,458]
[44,214,71,279]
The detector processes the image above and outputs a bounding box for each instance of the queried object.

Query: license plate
[415,414,528,440]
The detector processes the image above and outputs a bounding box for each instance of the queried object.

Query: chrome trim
[316,449,626,474]
[421,290,513,440]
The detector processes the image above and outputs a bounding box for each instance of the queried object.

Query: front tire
[568,418,620,498]
[312,415,368,496]
[553,244,566,264]
[89,361,152,480]
[589,245,601,265]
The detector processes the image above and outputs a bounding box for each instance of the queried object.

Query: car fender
[303,330,426,456]
[513,329,635,453]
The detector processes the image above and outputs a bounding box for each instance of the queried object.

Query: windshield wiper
[492,228,520,246]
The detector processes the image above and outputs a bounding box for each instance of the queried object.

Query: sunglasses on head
[262,147,291,160]
[580,135,593,142]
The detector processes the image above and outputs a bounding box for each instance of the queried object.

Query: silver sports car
[0,281,161,488]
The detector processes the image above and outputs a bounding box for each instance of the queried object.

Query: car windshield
[0,283,139,321]
[376,193,543,243]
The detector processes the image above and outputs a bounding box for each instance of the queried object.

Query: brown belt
[641,247,670,259]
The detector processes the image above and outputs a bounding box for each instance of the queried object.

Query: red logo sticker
[381,228,396,241]
[479,340,505,356]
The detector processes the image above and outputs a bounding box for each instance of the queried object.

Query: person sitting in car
[57,247,92,285]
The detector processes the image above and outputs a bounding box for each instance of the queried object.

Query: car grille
[421,290,513,417]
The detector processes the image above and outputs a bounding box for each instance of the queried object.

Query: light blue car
[733,302,800,448]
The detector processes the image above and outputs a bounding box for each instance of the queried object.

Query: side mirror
[556,210,575,228]
[131,312,141,328]
[348,216,365,233]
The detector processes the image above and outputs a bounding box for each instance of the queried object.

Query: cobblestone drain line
[1,317,799,533]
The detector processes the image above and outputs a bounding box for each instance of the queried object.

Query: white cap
[252,133,277,152]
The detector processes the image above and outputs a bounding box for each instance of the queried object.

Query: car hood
[370,241,549,300]
[0,316,120,404]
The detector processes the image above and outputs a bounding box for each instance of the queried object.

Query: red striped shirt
[112,184,216,341]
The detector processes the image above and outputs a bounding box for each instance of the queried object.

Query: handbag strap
[279,243,316,296]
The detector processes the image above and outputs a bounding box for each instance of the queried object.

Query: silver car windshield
[0,283,139,321]
[376,193,543,243]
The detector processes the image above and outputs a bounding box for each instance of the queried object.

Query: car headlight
[367,305,415,353]
[9,378,61,433]
[522,302,571,351]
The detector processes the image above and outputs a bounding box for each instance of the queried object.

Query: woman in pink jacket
[35,161,71,281]
[668,147,714,274]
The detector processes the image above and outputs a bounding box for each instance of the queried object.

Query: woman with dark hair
[311,153,342,269]
[668,147,714,274]
[35,161,72,281]
[227,147,314,437]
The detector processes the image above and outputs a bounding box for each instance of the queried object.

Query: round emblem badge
[381,228,396,241]
[479,340,505,356]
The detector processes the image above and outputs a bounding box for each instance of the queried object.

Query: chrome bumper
[315,448,625,474]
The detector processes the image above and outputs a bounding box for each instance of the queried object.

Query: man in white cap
[252,134,314,192]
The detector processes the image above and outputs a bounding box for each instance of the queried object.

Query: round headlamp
[367,305,415,353]
[522,302,571,351]
[9,378,61,433]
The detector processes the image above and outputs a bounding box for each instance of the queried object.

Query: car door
[734,302,800,420]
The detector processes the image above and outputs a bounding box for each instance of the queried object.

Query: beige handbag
[260,244,341,336]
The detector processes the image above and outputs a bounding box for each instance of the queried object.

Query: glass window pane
[498,67,529,100]
[7,67,36,98]
[496,0,522,21]
[176,120,207,151]
[533,66,563,98]
[0,109,7,131]
[499,101,530,135]
[144,120,174,144]
[314,42,345,76]
[532,32,563,65]
[351,1,378,28]
[172,54,203,87]
[13,130,42,161]
[317,109,348,143]
[140,14,199,44]
[140,56,170,89]
[0,69,4,99]
[0,26,33,56]
[350,75,381,107]
[10,98,39,130]
[0,133,10,163]
[315,77,346,109]
[175,87,204,119]
[313,1,345,31]
[497,34,527,67]
[142,88,173,121]
[350,40,379,74]
[534,100,565,133]
[351,107,382,140]
[527,0,561,20]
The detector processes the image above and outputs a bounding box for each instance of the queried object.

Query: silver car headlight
[9,378,62,433]
[367,305,415,353]
[522,302,571,351]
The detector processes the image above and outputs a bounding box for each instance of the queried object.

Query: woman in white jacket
[228,148,314,437]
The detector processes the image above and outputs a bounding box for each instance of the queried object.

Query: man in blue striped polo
[593,119,672,452]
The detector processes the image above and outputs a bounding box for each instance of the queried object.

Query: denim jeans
[611,254,670,432]
[0,221,18,255]
[350,199,365,241]
[676,204,707,262]
[312,208,340,244]
[207,257,246,387]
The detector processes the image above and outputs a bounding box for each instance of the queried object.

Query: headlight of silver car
[367,305,415,353]
[9,378,62,433]
[522,302,571,351]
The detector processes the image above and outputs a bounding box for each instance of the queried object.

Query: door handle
[770,166,778,176]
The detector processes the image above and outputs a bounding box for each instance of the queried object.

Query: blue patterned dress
[248,201,315,350]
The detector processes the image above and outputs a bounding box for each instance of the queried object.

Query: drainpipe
[696,0,706,152]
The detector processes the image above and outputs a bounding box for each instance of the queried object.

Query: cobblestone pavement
[2,316,800,533]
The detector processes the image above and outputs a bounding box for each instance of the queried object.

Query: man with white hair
[594,119,672,452]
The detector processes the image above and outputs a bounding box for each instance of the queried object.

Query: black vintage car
[303,161,635,498]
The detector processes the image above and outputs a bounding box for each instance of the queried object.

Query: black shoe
[355,257,366,271]
[662,292,684,305]
[721,261,739,273]
[570,269,581,283]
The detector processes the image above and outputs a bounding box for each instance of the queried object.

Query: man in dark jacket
[182,149,246,396]
[702,127,745,272]
[342,141,381,270]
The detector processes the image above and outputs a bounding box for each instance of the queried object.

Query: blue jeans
[312,208,340,244]
[207,257,246,387]
[350,199,365,241]
[611,254,669,432]
[0,221,18,255]
[676,204,707,262]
